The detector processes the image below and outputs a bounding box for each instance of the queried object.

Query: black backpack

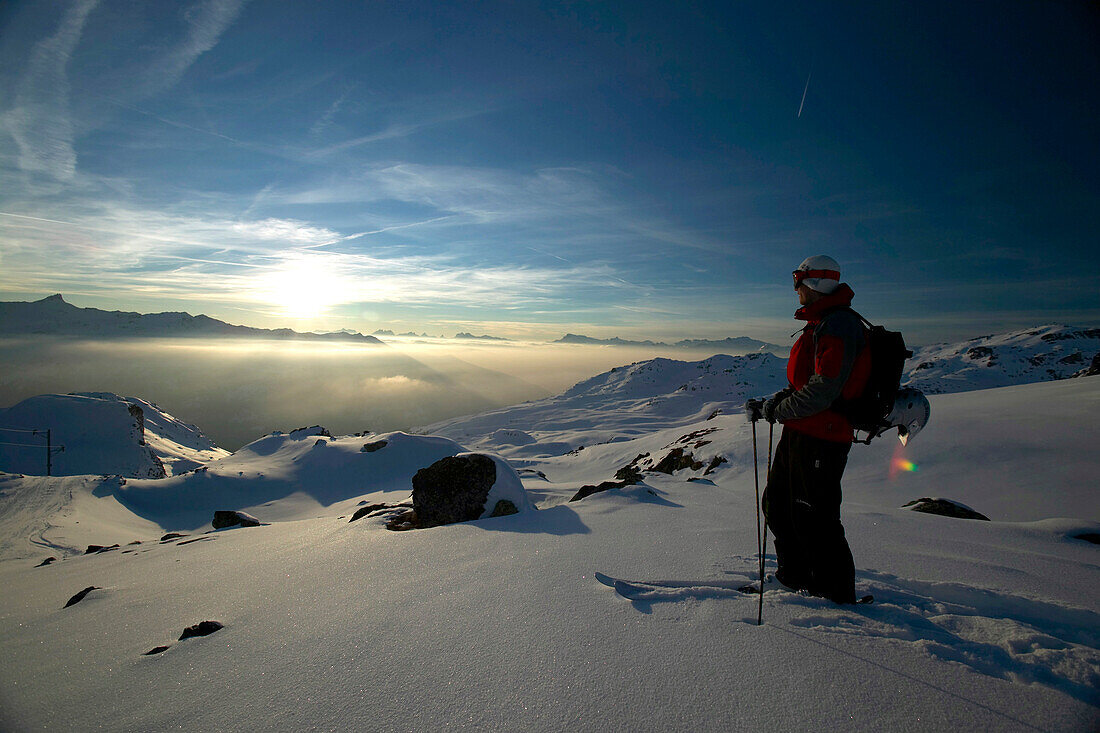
[832,309,912,444]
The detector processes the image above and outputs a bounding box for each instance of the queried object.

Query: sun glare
[257,259,356,319]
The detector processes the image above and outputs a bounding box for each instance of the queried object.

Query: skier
[747,255,870,604]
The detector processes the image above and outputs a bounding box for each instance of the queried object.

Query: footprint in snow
[786,569,1100,704]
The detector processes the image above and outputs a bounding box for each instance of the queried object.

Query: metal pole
[751,420,760,566]
[758,423,773,626]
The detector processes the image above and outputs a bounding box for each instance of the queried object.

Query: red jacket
[775,284,871,443]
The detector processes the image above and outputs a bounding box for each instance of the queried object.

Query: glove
[762,387,794,424]
[744,398,763,423]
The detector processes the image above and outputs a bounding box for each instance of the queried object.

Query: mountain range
[0,295,384,344]
[553,332,786,354]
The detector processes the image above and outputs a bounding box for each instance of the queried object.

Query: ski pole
[751,417,761,577]
[758,422,773,626]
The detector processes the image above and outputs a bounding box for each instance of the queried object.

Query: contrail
[798,69,812,118]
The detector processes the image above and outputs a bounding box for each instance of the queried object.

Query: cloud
[2,0,100,181]
[0,205,630,318]
[230,218,343,245]
[139,0,248,95]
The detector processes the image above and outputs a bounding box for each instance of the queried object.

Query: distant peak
[39,294,67,304]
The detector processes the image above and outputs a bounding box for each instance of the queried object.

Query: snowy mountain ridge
[0,294,384,344]
[903,323,1100,394]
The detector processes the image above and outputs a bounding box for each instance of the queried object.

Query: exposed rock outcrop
[212,510,263,529]
[903,498,990,521]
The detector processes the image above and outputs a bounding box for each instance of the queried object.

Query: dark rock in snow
[84,544,119,554]
[361,440,388,453]
[160,533,187,542]
[36,556,57,567]
[570,480,632,502]
[651,448,704,475]
[144,646,170,655]
[703,456,727,475]
[1078,352,1100,377]
[488,499,518,517]
[179,620,224,640]
[903,498,990,521]
[64,586,101,608]
[411,454,497,527]
[212,510,263,529]
[1073,532,1100,545]
[350,503,397,522]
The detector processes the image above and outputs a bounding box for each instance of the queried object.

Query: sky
[1,0,1098,345]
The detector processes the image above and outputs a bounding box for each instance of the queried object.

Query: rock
[144,646,170,655]
[488,499,518,517]
[1077,352,1100,377]
[349,503,396,522]
[703,456,727,475]
[160,533,188,542]
[903,498,990,521]
[651,448,704,475]
[361,440,388,453]
[84,544,119,554]
[64,586,101,608]
[36,556,57,567]
[570,480,631,502]
[212,510,263,529]
[179,620,224,640]
[614,464,644,484]
[412,454,498,527]
[1073,532,1100,545]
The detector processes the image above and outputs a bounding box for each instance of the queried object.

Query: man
[748,255,870,604]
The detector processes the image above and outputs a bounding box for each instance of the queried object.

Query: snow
[904,324,1099,394]
[1,347,1099,730]
[0,392,226,478]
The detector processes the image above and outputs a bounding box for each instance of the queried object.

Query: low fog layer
[0,338,750,449]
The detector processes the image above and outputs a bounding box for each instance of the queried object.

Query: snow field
[0,358,1097,730]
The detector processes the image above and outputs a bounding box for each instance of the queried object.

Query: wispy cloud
[138,0,249,96]
[1,0,100,181]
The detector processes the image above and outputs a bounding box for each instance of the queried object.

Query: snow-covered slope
[0,376,1097,731]
[904,324,1099,394]
[0,393,226,478]
[1,345,1099,731]
[116,428,467,530]
[426,352,789,456]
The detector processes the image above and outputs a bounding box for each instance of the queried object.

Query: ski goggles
[793,268,841,289]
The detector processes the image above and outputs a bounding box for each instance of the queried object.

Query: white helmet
[883,387,930,445]
[793,255,841,294]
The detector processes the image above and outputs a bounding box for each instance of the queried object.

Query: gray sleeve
[773,311,864,422]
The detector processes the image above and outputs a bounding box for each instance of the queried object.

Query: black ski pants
[762,428,856,604]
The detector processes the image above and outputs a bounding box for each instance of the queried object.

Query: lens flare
[889,444,918,480]
[895,458,917,472]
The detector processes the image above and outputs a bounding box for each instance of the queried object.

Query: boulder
[212,510,263,529]
[903,498,990,521]
[410,453,532,528]
[412,454,498,527]
[361,440,388,453]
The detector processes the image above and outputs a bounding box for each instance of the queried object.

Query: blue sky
[1,0,1097,345]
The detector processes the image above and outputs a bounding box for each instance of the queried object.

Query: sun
[258,258,356,320]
